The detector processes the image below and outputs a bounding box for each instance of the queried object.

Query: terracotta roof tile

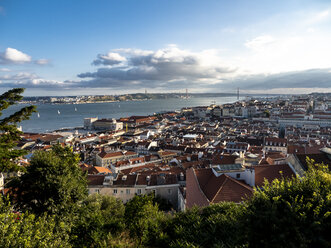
[89,166,112,175]
[254,164,295,187]
[194,168,253,203]
[87,175,105,185]
[113,174,137,186]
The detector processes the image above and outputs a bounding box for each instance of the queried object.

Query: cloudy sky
[0,0,330,96]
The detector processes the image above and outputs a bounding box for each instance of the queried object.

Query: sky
[0,0,331,96]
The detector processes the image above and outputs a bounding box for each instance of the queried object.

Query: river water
[3,96,241,133]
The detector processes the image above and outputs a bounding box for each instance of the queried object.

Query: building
[264,137,287,155]
[93,118,123,131]
[87,172,185,210]
[84,117,98,130]
[287,148,331,176]
[186,168,253,208]
[95,150,137,167]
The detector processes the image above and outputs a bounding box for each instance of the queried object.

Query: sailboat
[57,110,61,115]
[74,107,77,112]
[37,113,40,118]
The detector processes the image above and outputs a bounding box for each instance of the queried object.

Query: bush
[71,194,125,247]
[158,203,246,248]
[244,161,331,247]
[0,197,71,248]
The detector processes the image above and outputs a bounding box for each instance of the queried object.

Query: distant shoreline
[20,92,277,105]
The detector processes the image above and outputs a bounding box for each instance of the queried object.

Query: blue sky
[0,0,331,96]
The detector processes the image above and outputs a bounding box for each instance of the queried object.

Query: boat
[74,107,77,111]
[37,113,40,118]
[57,110,60,115]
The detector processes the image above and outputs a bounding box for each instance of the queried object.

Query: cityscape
[1,0,331,247]
[5,92,331,210]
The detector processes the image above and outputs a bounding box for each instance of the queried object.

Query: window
[236,173,241,179]
[137,189,142,195]
[168,189,172,194]
[95,189,100,193]
[113,189,117,194]
[126,189,130,194]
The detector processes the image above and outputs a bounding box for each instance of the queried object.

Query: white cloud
[245,35,275,51]
[77,45,236,89]
[35,59,50,65]
[92,52,127,66]
[306,9,330,24]
[0,68,10,72]
[113,48,154,56]
[238,29,331,75]
[0,47,50,65]
[0,48,31,64]
[217,68,331,91]
[0,72,38,81]
[0,72,67,88]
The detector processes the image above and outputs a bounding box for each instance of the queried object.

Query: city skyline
[1,0,331,96]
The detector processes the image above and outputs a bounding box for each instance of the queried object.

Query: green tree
[11,144,87,216]
[158,203,246,248]
[0,196,71,248]
[244,160,331,248]
[0,88,36,172]
[124,194,165,247]
[71,194,125,248]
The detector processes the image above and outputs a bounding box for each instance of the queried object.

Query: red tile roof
[87,175,105,185]
[193,168,253,203]
[211,154,237,165]
[88,166,112,175]
[254,164,295,187]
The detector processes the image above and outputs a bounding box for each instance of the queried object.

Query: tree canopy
[10,145,88,216]
[2,160,330,247]
[0,88,36,172]
[0,197,71,248]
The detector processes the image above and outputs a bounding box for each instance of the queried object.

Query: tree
[0,88,36,172]
[71,194,125,247]
[158,203,246,248]
[0,196,71,248]
[124,194,165,247]
[11,144,88,216]
[244,160,331,248]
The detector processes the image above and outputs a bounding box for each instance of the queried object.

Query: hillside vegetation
[1,147,330,248]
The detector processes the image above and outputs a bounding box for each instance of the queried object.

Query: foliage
[99,232,137,248]
[157,203,246,248]
[263,110,270,118]
[124,194,165,247]
[0,196,71,248]
[244,159,331,248]
[0,88,36,172]
[153,194,173,211]
[10,144,88,215]
[71,194,125,247]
